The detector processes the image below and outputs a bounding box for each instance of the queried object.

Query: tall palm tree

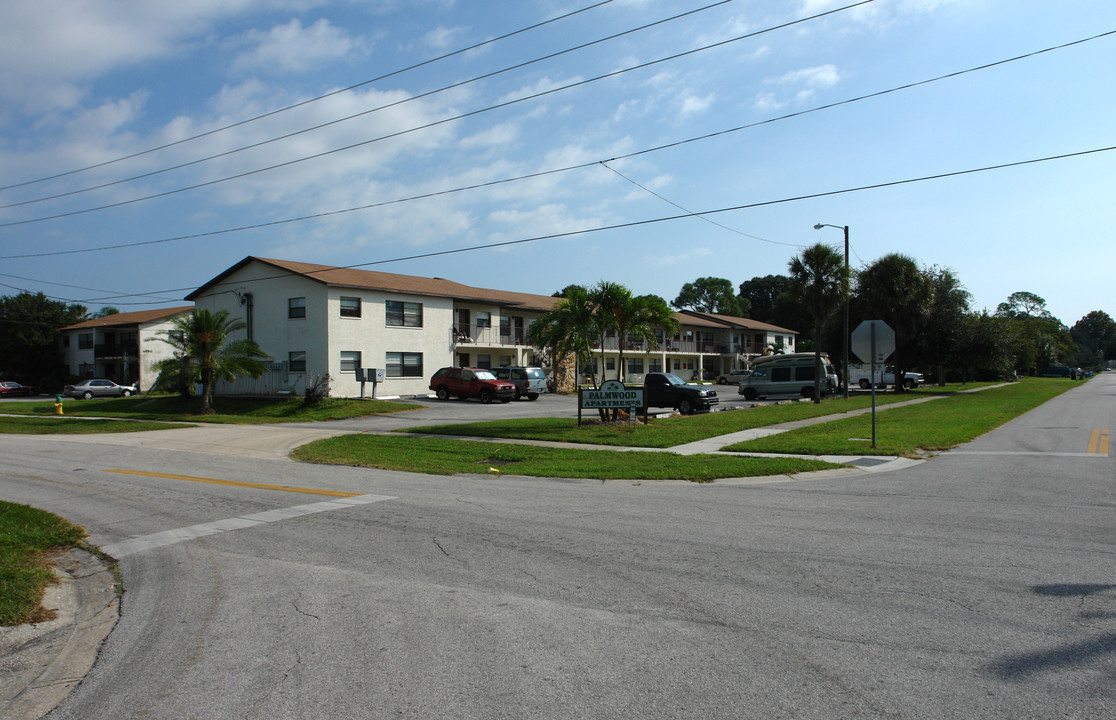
[603,288,678,382]
[152,308,268,414]
[788,243,850,403]
[526,286,599,387]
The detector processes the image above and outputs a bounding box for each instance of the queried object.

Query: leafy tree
[738,275,789,323]
[852,253,932,392]
[1070,310,1116,367]
[673,277,747,317]
[0,292,87,390]
[955,311,1015,381]
[993,292,1074,372]
[151,309,268,414]
[597,286,677,382]
[90,307,120,318]
[916,267,971,385]
[787,243,849,402]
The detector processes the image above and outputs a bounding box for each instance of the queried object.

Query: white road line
[100,494,396,559]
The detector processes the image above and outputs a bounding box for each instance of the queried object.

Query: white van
[737,353,838,400]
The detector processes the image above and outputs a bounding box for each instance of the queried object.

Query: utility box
[365,368,385,383]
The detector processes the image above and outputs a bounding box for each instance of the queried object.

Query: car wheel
[801,387,814,399]
[82,391,94,400]
[436,386,451,400]
[513,390,522,401]
[717,377,727,385]
[527,393,539,401]
[677,398,695,415]
[859,379,871,389]
[743,388,758,401]
[122,389,133,397]
[479,389,493,404]
[903,379,915,389]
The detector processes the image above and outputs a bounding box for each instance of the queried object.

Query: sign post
[850,320,895,448]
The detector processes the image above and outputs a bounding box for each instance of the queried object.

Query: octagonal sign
[851,320,895,364]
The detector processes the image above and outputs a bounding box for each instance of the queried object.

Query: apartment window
[649,359,663,373]
[289,351,306,373]
[78,333,93,349]
[500,316,511,339]
[386,301,422,327]
[477,354,491,369]
[499,355,513,366]
[289,297,306,319]
[386,352,423,377]
[62,335,70,347]
[476,311,491,328]
[340,351,361,373]
[340,297,361,318]
[606,357,615,370]
[627,358,644,375]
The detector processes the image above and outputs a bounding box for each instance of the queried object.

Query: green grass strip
[0,416,195,434]
[0,502,86,626]
[0,395,417,424]
[723,378,1079,456]
[292,434,845,481]
[401,384,996,448]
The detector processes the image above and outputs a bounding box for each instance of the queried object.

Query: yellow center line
[1086,429,1109,455]
[106,469,363,497]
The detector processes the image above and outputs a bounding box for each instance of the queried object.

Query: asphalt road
[0,377,1112,719]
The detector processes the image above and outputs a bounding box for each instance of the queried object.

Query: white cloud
[231,19,369,75]
[424,25,465,50]
[679,92,715,117]
[768,65,841,89]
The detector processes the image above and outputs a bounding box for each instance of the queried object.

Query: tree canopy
[787,243,849,402]
[673,277,747,317]
[0,292,87,389]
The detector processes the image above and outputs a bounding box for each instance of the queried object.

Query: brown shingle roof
[678,310,797,335]
[61,306,194,331]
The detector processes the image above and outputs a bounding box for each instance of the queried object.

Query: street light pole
[814,223,850,399]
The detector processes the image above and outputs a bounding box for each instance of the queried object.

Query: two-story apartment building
[185,257,797,397]
[59,307,194,391]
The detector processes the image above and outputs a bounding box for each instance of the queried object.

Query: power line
[0,0,740,211]
[35,143,1115,306]
[0,0,621,193]
[0,0,874,228]
[3,28,1107,260]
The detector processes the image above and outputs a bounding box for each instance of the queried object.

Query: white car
[715,369,752,385]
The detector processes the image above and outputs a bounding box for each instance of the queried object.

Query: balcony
[94,342,139,360]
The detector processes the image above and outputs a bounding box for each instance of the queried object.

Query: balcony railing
[94,342,139,359]
[450,325,771,355]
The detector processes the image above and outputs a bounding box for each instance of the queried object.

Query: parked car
[715,369,751,385]
[737,354,838,400]
[491,366,548,400]
[642,372,718,415]
[1039,365,1072,378]
[0,381,38,398]
[429,367,516,403]
[64,379,139,399]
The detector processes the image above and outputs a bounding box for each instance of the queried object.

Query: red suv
[429,367,516,403]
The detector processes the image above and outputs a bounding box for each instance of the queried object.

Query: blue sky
[1,0,1112,329]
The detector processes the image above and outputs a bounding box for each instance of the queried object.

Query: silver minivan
[491,366,548,400]
[737,354,838,400]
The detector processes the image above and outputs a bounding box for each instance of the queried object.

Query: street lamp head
[813,223,824,230]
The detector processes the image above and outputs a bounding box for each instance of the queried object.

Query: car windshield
[474,370,497,380]
[527,369,545,379]
[662,373,685,386]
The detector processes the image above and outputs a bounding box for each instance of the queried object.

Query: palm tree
[526,286,599,387]
[604,289,678,382]
[788,243,850,403]
[854,253,932,392]
[152,309,269,414]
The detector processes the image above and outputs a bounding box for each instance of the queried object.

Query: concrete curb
[0,548,118,720]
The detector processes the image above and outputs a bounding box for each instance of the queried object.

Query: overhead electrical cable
[32,144,1116,304]
[2,28,1106,259]
[0,0,621,193]
[0,0,874,228]
[0,0,740,210]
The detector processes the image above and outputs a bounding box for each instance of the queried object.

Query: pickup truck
[847,364,924,390]
[642,372,718,414]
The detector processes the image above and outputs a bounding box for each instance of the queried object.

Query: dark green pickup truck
[643,372,719,415]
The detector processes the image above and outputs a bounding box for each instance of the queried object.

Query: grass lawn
[292,434,846,481]
[0,502,86,626]
[399,383,995,448]
[0,394,419,425]
[0,416,195,434]
[722,378,1079,456]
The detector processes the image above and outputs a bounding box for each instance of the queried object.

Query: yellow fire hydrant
[54,395,64,416]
